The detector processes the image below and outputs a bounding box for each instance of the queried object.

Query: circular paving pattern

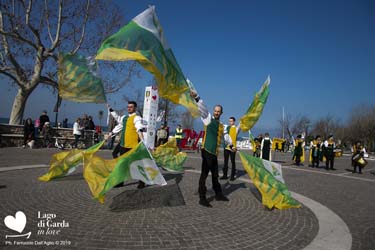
[0,168,318,250]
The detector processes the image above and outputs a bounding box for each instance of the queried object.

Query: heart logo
[152,95,157,100]
[4,211,27,233]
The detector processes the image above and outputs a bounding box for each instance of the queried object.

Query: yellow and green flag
[82,153,118,203]
[38,141,105,182]
[152,138,187,172]
[95,6,199,117]
[239,151,300,209]
[58,53,106,103]
[97,142,167,202]
[240,76,270,132]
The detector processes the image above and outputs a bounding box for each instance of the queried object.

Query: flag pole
[282,106,285,139]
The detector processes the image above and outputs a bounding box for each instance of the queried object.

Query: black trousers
[353,162,362,173]
[199,149,222,199]
[326,157,334,169]
[74,134,80,148]
[223,149,236,177]
[312,156,319,167]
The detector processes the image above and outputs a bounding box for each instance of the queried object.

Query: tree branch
[0,68,20,85]
[72,0,90,54]
[0,29,37,50]
[50,0,63,51]
[23,0,42,47]
[0,9,27,82]
[39,75,57,88]
[44,0,54,44]
[104,62,137,94]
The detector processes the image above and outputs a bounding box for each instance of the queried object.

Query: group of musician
[301,135,367,173]
[249,133,368,173]
[307,135,337,170]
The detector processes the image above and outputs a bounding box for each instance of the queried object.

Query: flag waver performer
[221,117,240,181]
[107,101,146,189]
[190,91,229,207]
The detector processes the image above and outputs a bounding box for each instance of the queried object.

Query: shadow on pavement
[163,173,184,184]
[109,177,185,212]
[0,185,6,189]
[249,186,262,203]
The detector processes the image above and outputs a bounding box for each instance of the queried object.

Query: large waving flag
[38,141,105,182]
[95,6,199,117]
[97,142,167,202]
[82,153,118,203]
[58,53,106,103]
[152,138,187,172]
[240,76,270,132]
[239,151,300,209]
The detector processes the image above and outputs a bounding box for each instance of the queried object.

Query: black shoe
[199,198,212,207]
[358,172,362,174]
[215,194,229,201]
[114,182,124,188]
[230,176,235,181]
[331,168,336,170]
[220,176,229,180]
[137,181,146,189]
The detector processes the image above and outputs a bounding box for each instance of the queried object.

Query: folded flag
[240,76,270,132]
[95,6,199,117]
[58,53,106,103]
[98,142,167,202]
[152,137,187,172]
[38,141,105,182]
[239,151,300,209]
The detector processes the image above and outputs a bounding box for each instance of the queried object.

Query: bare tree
[180,110,194,129]
[0,0,136,124]
[346,104,375,151]
[290,115,311,137]
[310,115,341,140]
[158,98,178,126]
[278,111,293,139]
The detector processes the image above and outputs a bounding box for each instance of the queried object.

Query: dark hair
[214,105,223,113]
[128,101,137,108]
[229,117,236,122]
[25,118,33,126]
[315,135,321,140]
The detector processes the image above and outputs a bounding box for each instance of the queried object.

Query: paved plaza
[0,148,374,250]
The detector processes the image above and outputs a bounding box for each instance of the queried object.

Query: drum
[352,153,361,161]
[357,157,368,168]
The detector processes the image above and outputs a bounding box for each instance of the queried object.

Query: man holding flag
[107,101,146,189]
[190,91,229,207]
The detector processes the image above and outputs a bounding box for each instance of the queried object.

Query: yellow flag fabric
[239,151,301,209]
[82,154,119,203]
[38,141,105,182]
[240,76,270,132]
[58,53,106,103]
[152,137,187,172]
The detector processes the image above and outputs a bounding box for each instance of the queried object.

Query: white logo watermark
[4,211,71,247]
[4,211,31,239]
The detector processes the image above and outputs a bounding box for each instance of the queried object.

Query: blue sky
[1,0,374,135]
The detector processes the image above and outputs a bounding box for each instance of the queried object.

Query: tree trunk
[9,88,31,125]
